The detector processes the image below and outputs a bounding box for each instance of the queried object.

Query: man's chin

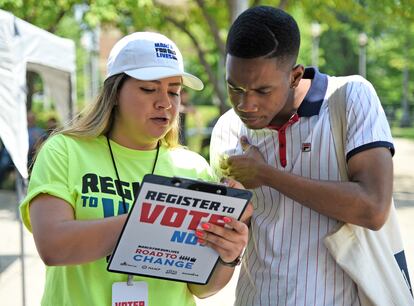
[242,122,267,130]
[237,114,271,129]
[241,119,267,130]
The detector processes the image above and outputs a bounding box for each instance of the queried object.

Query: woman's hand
[221,177,254,225]
[195,217,248,264]
[187,176,254,299]
[188,214,250,298]
[186,178,253,298]
[195,176,252,264]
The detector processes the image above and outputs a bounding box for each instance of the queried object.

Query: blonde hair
[58,73,180,148]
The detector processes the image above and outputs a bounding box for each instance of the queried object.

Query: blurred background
[1,0,414,157]
[1,0,414,305]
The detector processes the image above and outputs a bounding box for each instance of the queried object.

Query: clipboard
[107,174,252,284]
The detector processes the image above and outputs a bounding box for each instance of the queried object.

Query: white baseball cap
[106,32,204,91]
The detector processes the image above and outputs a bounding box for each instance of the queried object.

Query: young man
[210,6,408,306]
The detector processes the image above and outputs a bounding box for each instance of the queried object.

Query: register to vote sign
[108,180,248,284]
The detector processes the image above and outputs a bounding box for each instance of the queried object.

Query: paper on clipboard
[107,174,251,284]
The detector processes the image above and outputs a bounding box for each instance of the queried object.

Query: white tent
[0,10,77,305]
[0,9,76,179]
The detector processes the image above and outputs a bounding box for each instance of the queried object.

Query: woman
[20,32,250,306]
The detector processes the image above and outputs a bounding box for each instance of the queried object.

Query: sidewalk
[1,138,414,306]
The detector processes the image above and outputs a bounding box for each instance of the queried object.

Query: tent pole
[16,172,27,306]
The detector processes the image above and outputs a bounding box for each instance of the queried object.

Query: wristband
[218,255,242,267]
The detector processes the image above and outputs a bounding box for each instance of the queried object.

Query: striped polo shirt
[210,68,394,306]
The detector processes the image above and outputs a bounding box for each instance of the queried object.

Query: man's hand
[220,136,267,189]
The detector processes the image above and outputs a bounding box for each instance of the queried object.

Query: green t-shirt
[20,134,215,306]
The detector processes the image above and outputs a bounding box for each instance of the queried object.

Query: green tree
[2,0,414,121]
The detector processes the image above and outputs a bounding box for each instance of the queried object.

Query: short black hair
[226,6,300,63]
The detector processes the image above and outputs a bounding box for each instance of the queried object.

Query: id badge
[112,281,148,306]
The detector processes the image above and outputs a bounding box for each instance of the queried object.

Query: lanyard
[106,136,160,285]
[106,136,160,213]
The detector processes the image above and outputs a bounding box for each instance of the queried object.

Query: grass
[389,109,414,139]
[391,125,414,140]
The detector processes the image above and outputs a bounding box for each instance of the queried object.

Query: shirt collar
[297,67,328,117]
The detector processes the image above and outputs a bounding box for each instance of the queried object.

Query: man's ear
[290,64,304,89]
